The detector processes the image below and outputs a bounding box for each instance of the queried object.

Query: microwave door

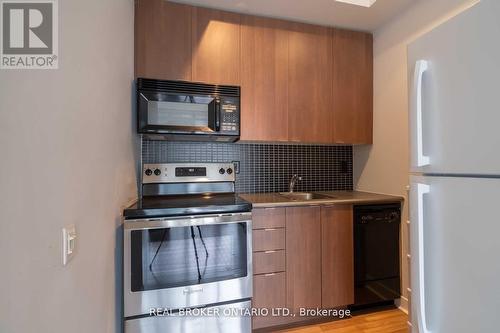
[138,92,218,134]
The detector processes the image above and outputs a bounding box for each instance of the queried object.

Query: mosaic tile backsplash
[142,140,353,193]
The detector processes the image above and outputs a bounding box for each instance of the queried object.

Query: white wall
[353,0,479,312]
[0,1,137,332]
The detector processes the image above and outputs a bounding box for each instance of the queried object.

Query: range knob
[145,169,153,176]
[219,168,225,175]
[154,169,161,176]
[226,168,233,175]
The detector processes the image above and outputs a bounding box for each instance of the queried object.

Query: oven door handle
[124,213,252,230]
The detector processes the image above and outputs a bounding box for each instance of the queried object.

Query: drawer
[252,208,286,229]
[253,228,285,252]
[253,272,287,329]
[253,250,285,275]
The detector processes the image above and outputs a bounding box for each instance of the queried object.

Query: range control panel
[142,163,235,184]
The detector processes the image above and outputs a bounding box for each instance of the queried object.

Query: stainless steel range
[123,163,252,333]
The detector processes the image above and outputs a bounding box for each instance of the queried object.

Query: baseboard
[398,296,409,314]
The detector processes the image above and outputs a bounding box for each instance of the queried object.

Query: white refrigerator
[407,1,500,332]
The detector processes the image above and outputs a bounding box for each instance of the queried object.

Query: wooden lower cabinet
[321,205,354,308]
[252,208,288,329]
[253,250,285,275]
[253,272,287,329]
[253,228,285,252]
[252,205,355,330]
[285,206,322,313]
[252,207,286,229]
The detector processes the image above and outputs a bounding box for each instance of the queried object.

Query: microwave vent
[137,78,240,97]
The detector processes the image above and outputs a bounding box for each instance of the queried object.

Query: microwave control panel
[220,97,239,134]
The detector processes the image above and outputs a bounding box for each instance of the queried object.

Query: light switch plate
[62,225,76,266]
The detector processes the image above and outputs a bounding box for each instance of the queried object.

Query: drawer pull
[264,228,277,231]
[264,207,276,210]
[264,250,276,254]
[264,273,276,277]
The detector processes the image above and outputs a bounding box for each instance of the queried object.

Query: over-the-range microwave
[137,78,241,142]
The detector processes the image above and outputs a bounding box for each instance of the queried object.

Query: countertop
[239,191,404,208]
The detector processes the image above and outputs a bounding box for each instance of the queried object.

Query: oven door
[138,91,220,134]
[124,212,252,318]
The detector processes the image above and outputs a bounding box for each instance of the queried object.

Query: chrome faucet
[288,174,302,193]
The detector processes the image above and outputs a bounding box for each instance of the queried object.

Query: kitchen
[1,0,499,333]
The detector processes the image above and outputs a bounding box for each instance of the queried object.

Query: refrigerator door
[408,0,500,175]
[409,175,500,333]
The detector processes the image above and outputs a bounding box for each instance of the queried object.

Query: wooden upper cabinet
[134,3,373,144]
[321,205,354,308]
[332,29,373,144]
[135,0,192,80]
[240,16,289,142]
[288,23,333,143]
[286,206,322,312]
[191,7,241,85]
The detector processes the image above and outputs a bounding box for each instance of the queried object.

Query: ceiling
[171,0,417,32]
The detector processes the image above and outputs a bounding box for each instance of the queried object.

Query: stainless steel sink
[278,192,331,201]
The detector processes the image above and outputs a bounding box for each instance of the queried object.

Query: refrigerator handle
[415,183,431,333]
[413,60,430,167]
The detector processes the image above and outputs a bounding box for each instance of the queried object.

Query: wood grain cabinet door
[285,206,322,312]
[332,29,373,144]
[240,15,289,142]
[321,205,354,308]
[288,23,333,143]
[135,0,192,80]
[191,7,241,85]
[253,272,287,329]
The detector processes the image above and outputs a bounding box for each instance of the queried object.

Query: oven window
[130,223,247,292]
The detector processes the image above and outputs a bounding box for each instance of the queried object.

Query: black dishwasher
[352,203,401,309]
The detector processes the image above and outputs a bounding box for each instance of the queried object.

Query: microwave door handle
[215,99,221,132]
